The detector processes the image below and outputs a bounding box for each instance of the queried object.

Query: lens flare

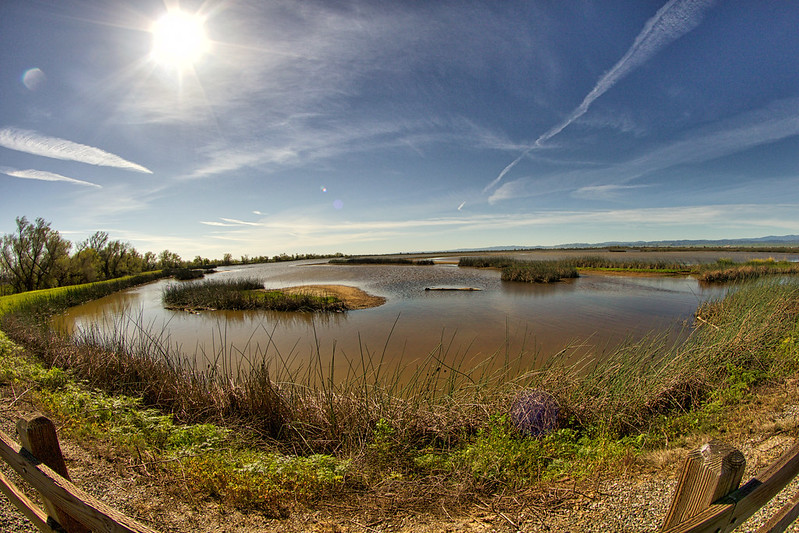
[150,10,210,69]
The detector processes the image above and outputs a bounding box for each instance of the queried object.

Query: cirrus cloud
[0,128,152,174]
[0,167,101,188]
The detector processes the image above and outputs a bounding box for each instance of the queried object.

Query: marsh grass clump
[162,279,347,312]
[459,256,578,283]
[501,261,579,283]
[564,255,689,272]
[457,256,517,268]
[167,268,206,280]
[694,258,799,283]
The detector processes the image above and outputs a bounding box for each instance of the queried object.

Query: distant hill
[444,235,799,253]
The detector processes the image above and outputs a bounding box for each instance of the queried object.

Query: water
[53,251,749,379]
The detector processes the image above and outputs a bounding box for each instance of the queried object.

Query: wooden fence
[0,413,157,533]
[1,413,798,532]
[661,439,799,532]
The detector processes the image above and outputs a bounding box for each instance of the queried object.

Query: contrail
[220,217,263,226]
[485,0,715,193]
[0,127,152,174]
[1,167,102,188]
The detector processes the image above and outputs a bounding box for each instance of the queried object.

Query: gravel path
[1,388,799,532]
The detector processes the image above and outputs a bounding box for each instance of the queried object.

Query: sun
[150,10,210,69]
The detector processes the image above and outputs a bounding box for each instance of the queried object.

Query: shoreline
[275,284,386,310]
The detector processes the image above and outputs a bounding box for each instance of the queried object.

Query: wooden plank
[0,427,159,533]
[0,469,54,532]
[662,440,799,533]
[755,487,799,533]
[661,440,746,529]
[17,415,90,533]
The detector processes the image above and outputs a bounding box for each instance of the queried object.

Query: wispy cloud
[194,203,799,256]
[572,184,650,200]
[200,217,263,227]
[0,167,102,188]
[489,97,799,205]
[199,221,239,227]
[485,0,715,192]
[0,128,152,173]
[220,217,262,226]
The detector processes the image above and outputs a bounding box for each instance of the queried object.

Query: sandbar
[277,285,386,310]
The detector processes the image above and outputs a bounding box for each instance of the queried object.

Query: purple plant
[510,389,559,437]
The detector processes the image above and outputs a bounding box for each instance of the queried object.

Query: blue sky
[1,0,798,258]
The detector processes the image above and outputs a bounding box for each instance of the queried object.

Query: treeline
[0,216,346,295]
[0,217,165,295]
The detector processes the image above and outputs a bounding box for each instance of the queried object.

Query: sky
[1,0,798,259]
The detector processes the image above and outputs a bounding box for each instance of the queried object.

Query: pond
[53,250,781,381]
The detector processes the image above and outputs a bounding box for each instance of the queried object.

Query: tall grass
[3,275,799,509]
[459,256,578,282]
[501,261,579,283]
[694,258,799,282]
[460,254,799,284]
[162,279,347,312]
[6,277,798,448]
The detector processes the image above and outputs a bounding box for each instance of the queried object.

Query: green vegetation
[459,254,799,283]
[0,271,166,318]
[3,244,799,515]
[162,278,347,312]
[0,217,163,293]
[166,267,211,280]
[501,261,579,283]
[694,257,799,283]
[3,272,799,513]
[0,216,350,298]
[459,256,579,283]
[329,257,434,265]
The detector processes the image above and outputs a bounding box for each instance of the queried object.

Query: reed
[162,279,347,312]
[3,275,799,510]
[459,256,578,282]
[694,258,799,282]
[501,261,579,283]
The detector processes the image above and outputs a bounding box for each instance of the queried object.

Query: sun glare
[150,10,210,69]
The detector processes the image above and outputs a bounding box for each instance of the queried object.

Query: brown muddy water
[53,250,797,381]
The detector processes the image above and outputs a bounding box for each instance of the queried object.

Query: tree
[98,239,130,279]
[158,249,183,269]
[143,251,158,271]
[0,217,71,292]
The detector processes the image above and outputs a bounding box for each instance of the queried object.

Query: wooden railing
[661,439,799,532]
[0,413,158,533]
[2,413,797,532]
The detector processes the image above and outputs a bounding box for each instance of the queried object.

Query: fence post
[17,414,91,533]
[662,440,747,530]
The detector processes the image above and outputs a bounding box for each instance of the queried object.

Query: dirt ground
[278,285,386,310]
[2,375,799,531]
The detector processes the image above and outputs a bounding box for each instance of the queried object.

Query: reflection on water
[54,254,738,380]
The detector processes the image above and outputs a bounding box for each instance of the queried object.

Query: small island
[163,279,385,312]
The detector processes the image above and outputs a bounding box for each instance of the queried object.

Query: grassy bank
[2,275,799,516]
[0,271,166,318]
[162,279,348,312]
